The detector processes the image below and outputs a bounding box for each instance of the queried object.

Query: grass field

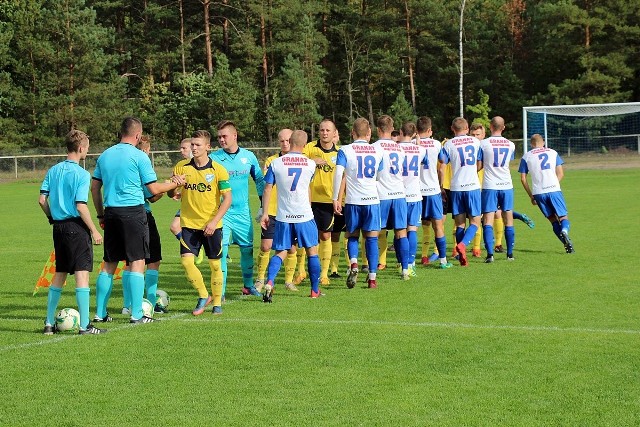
[1,168,639,426]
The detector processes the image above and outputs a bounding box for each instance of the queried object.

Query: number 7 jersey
[264,152,316,223]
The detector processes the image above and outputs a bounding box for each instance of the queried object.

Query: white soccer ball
[142,298,154,318]
[55,308,80,332]
[156,289,170,309]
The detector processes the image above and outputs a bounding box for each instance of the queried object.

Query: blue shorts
[534,191,568,218]
[344,204,381,233]
[450,190,481,217]
[406,201,422,227]
[222,211,253,247]
[482,189,514,213]
[272,219,319,251]
[379,198,408,230]
[421,194,444,220]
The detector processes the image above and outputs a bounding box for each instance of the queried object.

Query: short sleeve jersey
[518,147,564,195]
[398,141,428,203]
[302,141,339,203]
[173,158,231,229]
[335,140,384,205]
[263,152,282,217]
[264,152,316,223]
[480,136,516,190]
[40,160,90,220]
[417,137,442,196]
[372,139,406,201]
[209,147,264,214]
[439,136,483,192]
[93,143,157,207]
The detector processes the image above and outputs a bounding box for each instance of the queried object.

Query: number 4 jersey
[264,152,316,223]
[439,135,483,192]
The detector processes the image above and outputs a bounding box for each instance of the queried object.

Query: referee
[91,117,184,324]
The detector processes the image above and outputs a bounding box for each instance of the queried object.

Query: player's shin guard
[46,286,63,326]
[455,226,465,244]
[347,236,359,263]
[284,251,297,283]
[95,272,113,318]
[209,259,223,307]
[266,256,283,285]
[435,236,447,260]
[461,224,478,247]
[330,241,341,273]
[121,270,131,309]
[560,219,570,233]
[483,225,495,256]
[505,226,515,256]
[422,226,432,259]
[75,287,90,330]
[145,269,159,306]
[472,226,482,251]
[220,244,229,295]
[365,237,379,274]
[552,221,563,242]
[397,236,410,270]
[257,249,270,281]
[359,239,368,268]
[307,255,321,293]
[319,239,332,278]
[407,230,417,265]
[240,246,254,288]
[181,256,208,298]
[129,272,145,320]
[494,217,504,246]
[296,247,307,275]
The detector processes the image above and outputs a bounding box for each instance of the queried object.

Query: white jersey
[479,136,515,190]
[518,147,564,195]
[264,152,316,223]
[439,135,482,192]
[372,139,406,201]
[398,141,427,203]
[333,140,384,205]
[417,137,442,196]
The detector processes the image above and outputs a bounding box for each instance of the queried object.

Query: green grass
[1,168,639,426]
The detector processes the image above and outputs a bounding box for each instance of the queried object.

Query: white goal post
[522,102,640,155]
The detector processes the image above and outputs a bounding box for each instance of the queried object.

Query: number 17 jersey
[264,152,316,223]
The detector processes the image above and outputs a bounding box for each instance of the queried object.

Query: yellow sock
[422,225,432,258]
[209,259,223,306]
[360,239,368,268]
[257,249,270,281]
[330,241,341,274]
[319,239,331,278]
[181,256,208,298]
[344,239,349,266]
[296,247,306,275]
[284,251,297,283]
[378,230,388,266]
[494,217,504,247]
[473,226,482,251]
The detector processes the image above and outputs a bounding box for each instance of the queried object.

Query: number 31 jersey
[439,135,483,192]
[264,152,316,223]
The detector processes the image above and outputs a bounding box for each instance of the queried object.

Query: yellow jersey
[302,140,339,203]
[173,158,230,230]
[264,152,281,216]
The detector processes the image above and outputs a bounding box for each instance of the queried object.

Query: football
[55,308,80,332]
[142,298,154,318]
[155,289,170,309]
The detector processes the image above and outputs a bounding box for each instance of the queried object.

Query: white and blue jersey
[40,160,90,220]
[265,152,318,250]
[398,141,427,203]
[373,139,406,201]
[518,147,563,195]
[439,136,482,192]
[480,136,515,190]
[333,140,384,205]
[418,137,442,197]
[93,143,157,207]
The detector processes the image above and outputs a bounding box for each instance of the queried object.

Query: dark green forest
[1,0,638,152]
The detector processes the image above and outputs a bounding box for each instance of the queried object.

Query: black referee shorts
[103,205,149,263]
[52,218,93,273]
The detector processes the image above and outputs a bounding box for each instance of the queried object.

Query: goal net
[522,102,640,156]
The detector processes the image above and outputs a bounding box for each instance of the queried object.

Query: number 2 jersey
[264,152,316,223]
[518,146,563,195]
[439,135,483,192]
[334,140,384,205]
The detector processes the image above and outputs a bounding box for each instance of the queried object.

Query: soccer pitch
[1,168,639,426]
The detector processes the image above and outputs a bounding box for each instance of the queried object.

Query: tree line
[1,0,638,152]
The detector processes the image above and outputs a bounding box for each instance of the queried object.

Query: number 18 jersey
[335,140,384,205]
[264,152,316,223]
